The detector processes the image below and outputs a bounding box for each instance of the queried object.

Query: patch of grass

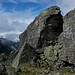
[61,67,75,75]
[62,67,70,74]
[17,63,46,75]
[2,63,75,75]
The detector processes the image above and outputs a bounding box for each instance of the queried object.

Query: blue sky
[0,0,75,41]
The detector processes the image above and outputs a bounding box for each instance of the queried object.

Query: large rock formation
[19,6,63,49]
[15,6,63,66]
[59,9,75,64]
[13,6,75,69]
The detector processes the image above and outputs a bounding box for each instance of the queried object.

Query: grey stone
[58,8,75,64]
[19,6,63,49]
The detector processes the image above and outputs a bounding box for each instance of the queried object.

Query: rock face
[19,6,63,49]
[12,42,36,68]
[59,9,75,64]
[16,6,63,67]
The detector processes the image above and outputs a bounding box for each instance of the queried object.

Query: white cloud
[1,0,75,15]
[0,31,21,41]
[20,0,38,3]
[56,0,75,15]
[22,0,51,4]
[0,0,52,5]
[0,9,35,41]
[8,0,17,3]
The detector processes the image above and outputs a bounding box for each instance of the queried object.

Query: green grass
[1,62,75,75]
[18,63,46,75]
[61,67,75,75]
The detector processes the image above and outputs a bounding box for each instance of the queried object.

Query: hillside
[0,38,19,53]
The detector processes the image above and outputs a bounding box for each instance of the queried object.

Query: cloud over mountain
[0,9,35,41]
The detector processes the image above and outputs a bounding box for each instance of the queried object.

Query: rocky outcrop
[39,8,75,65]
[12,42,36,68]
[5,50,18,66]
[9,6,63,68]
[13,6,75,69]
[15,6,63,67]
[44,8,75,65]
[59,8,75,64]
[19,6,63,49]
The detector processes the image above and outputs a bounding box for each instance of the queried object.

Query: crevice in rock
[61,60,74,67]
[37,13,63,48]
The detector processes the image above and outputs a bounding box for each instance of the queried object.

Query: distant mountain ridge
[0,38,19,53]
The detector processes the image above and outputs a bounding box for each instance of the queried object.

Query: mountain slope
[0,38,19,53]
